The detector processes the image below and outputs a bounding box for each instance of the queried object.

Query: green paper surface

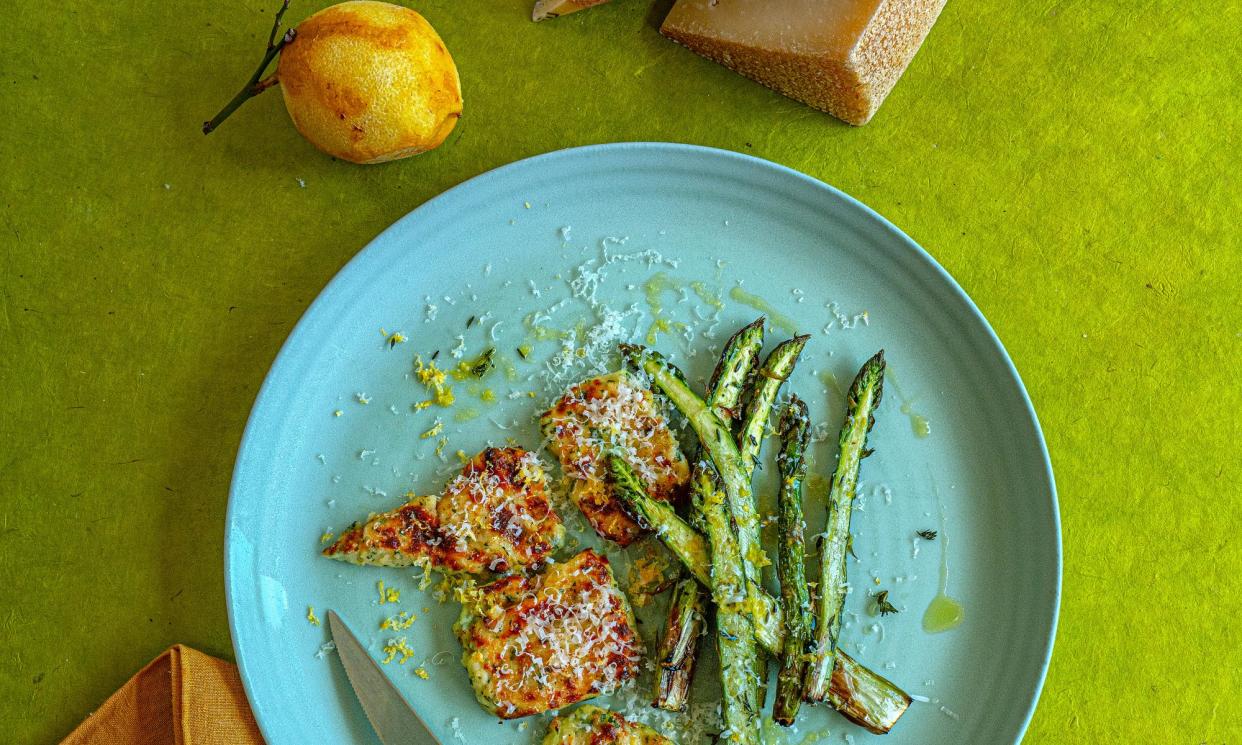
[0,1,1238,742]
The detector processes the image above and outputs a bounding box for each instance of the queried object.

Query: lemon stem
[202,0,297,135]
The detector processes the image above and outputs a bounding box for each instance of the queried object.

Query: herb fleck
[874,590,899,616]
[469,348,495,377]
[916,529,938,540]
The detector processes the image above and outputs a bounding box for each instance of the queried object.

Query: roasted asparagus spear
[652,576,707,712]
[689,318,764,529]
[616,343,765,743]
[774,396,812,725]
[732,335,809,699]
[611,436,910,734]
[654,319,763,712]
[618,346,910,734]
[609,452,760,741]
[804,351,886,703]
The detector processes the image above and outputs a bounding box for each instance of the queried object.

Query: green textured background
[1,1,1238,742]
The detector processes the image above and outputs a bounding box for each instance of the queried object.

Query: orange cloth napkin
[60,645,264,745]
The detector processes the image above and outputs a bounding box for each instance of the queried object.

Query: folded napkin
[61,645,264,745]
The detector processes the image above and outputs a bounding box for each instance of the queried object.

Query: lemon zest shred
[380,611,417,631]
[380,637,415,665]
[414,355,455,407]
[377,580,401,605]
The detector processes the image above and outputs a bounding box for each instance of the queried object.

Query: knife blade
[328,609,441,745]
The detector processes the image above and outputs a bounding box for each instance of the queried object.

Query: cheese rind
[661,0,947,125]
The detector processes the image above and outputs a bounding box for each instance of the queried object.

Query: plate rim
[224,141,1062,744]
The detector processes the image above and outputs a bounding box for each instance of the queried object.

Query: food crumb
[333,409,343,417]
[306,606,321,626]
[381,611,417,630]
[413,666,429,679]
[355,392,371,405]
[420,419,444,439]
[381,637,415,665]
[377,580,400,605]
[319,530,334,544]
[296,177,306,188]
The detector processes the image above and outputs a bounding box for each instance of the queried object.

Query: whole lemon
[275,1,462,164]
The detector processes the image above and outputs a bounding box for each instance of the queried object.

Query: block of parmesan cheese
[661,0,947,125]
[532,0,610,22]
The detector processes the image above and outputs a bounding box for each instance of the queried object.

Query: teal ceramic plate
[226,143,1059,744]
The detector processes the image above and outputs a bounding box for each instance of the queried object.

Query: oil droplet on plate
[923,593,965,633]
[727,286,800,335]
[888,369,932,439]
[901,403,932,438]
[924,475,965,634]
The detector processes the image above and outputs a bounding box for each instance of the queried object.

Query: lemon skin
[277,1,462,164]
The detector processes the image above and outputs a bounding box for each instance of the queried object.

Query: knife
[328,609,442,745]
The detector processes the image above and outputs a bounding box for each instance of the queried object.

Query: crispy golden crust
[321,497,441,568]
[541,372,689,546]
[323,447,563,574]
[455,550,643,719]
[542,705,675,745]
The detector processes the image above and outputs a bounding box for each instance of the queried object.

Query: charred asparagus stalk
[654,319,764,711]
[624,343,770,743]
[737,336,810,479]
[622,342,802,626]
[774,396,812,725]
[609,453,760,740]
[689,318,765,529]
[804,351,886,703]
[611,448,911,733]
[733,335,809,699]
[652,576,707,712]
